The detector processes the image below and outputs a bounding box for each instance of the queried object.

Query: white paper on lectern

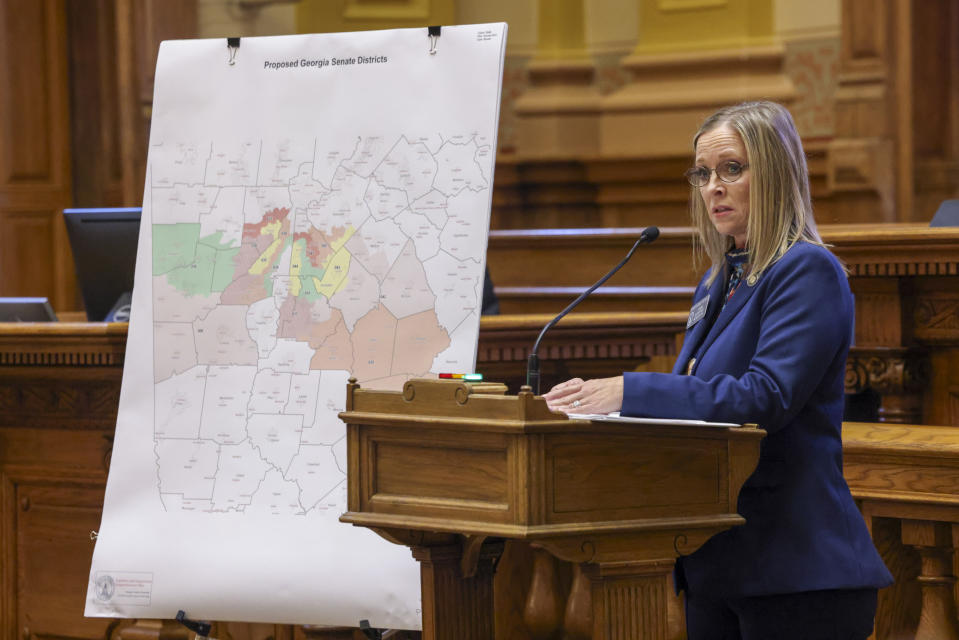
[568,412,741,428]
[85,24,507,628]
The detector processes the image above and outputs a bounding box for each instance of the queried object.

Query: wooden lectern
[339,378,764,639]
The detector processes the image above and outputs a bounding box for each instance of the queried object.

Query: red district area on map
[222,206,351,305]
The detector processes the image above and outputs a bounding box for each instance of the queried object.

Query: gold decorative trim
[658,0,727,11]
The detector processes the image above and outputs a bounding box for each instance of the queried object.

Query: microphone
[525,226,660,395]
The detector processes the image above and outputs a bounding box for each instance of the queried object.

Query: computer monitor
[63,207,141,321]
[0,297,58,322]
[931,200,959,227]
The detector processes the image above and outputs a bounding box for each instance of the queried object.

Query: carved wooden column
[828,0,902,222]
[523,548,564,638]
[831,0,959,223]
[413,540,503,640]
[521,557,678,640]
[582,559,674,640]
[564,563,593,640]
[900,520,959,640]
[600,0,795,157]
[514,0,601,158]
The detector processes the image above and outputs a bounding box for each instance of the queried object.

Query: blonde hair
[690,101,828,286]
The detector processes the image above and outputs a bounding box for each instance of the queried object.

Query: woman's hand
[543,376,625,415]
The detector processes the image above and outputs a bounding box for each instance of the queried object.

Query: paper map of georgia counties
[86,24,507,628]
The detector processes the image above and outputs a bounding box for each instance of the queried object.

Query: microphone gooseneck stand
[525,226,661,395]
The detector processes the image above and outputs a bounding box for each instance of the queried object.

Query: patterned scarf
[722,249,750,312]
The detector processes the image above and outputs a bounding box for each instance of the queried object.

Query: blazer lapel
[695,272,760,362]
[672,274,726,374]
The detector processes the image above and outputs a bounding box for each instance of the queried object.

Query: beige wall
[190,0,844,148]
[197,0,296,38]
[197,0,840,57]
[585,0,639,56]
[455,0,538,56]
[775,0,840,39]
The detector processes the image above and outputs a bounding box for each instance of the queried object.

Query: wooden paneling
[0,1,196,315]
[66,0,124,207]
[0,0,74,311]
[494,286,695,315]
[114,0,197,205]
[911,0,959,221]
[0,0,68,187]
[15,475,109,640]
[1,429,115,640]
[0,324,124,640]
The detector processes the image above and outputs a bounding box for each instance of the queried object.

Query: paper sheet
[86,24,507,628]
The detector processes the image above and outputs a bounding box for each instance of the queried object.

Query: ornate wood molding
[845,348,930,396]
[914,294,959,344]
[477,312,684,364]
[0,323,127,367]
[0,381,121,430]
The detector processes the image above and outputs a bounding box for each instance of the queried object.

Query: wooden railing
[488,224,959,426]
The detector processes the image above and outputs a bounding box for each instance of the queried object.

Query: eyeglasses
[684,161,749,187]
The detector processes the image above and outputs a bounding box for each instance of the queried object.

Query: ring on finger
[572,399,581,408]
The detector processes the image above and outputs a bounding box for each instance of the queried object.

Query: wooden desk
[4,323,959,640]
[0,323,122,640]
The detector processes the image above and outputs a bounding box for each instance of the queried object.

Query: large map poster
[86,24,507,628]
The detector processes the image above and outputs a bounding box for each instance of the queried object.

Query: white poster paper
[86,24,507,629]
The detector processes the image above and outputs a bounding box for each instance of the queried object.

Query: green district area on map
[154,223,240,296]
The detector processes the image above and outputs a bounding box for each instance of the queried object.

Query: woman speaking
[544,101,892,639]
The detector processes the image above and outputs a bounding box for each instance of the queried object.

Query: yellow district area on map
[290,241,304,297]
[248,220,285,276]
[311,226,355,298]
[314,248,351,298]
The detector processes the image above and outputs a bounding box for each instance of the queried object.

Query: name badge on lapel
[687,294,710,329]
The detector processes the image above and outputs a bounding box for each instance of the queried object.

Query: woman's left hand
[544,375,625,415]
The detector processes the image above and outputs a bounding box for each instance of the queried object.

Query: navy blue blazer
[622,241,893,598]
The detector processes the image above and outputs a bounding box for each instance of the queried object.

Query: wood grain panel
[373,441,508,504]
[844,460,959,499]
[0,0,67,185]
[0,211,59,298]
[16,476,111,640]
[66,0,124,207]
[548,439,723,516]
[495,286,694,315]
[843,0,887,64]
[0,0,74,311]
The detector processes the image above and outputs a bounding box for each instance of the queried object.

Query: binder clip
[227,37,240,65]
[176,610,212,640]
[427,26,441,55]
[359,620,382,640]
